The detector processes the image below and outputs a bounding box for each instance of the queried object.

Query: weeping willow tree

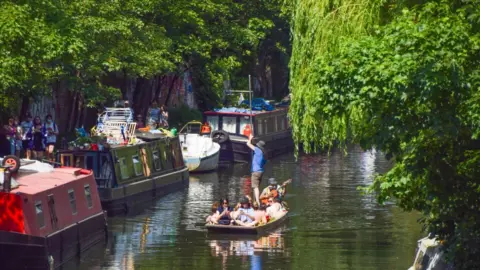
[290,0,480,268]
[289,0,386,153]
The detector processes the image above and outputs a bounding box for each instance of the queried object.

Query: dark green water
[69,147,422,269]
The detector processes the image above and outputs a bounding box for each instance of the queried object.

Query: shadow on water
[67,147,421,270]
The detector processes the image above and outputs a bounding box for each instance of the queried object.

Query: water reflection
[70,148,421,270]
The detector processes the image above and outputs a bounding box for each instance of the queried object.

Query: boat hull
[219,132,294,163]
[189,150,220,173]
[206,211,288,235]
[98,167,189,216]
[0,211,106,269]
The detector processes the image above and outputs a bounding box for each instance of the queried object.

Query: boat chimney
[2,168,12,193]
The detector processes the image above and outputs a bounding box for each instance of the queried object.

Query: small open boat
[179,122,220,172]
[206,211,288,235]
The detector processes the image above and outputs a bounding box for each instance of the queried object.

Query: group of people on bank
[1,113,59,161]
[135,100,169,129]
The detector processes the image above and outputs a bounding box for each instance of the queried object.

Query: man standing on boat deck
[247,134,267,205]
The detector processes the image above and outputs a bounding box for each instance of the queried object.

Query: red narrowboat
[0,157,107,269]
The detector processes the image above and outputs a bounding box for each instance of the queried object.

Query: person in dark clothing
[28,116,45,160]
[216,198,233,225]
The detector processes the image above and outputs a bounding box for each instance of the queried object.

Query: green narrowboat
[56,133,189,216]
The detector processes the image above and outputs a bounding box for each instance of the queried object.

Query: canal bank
[68,146,422,269]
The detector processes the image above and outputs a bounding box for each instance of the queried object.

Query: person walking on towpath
[246,134,267,205]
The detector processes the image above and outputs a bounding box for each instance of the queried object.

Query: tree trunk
[68,91,79,132]
[164,74,178,106]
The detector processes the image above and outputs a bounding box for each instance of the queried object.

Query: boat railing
[100,108,133,123]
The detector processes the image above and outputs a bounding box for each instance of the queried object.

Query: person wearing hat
[234,196,255,226]
[246,134,267,205]
[260,178,279,205]
[260,178,292,205]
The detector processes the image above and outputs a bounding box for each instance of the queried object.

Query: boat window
[222,116,237,134]
[267,117,276,133]
[60,154,72,166]
[68,189,77,215]
[75,155,85,168]
[257,118,263,135]
[206,116,219,131]
[35,201,45,228]
[118,157,128,179]
[152,150,161,171]
[132,155,143,176]
[239,116,252,136]
[277,115,285,131]
[84,184,93,208]
[85,156,94,171]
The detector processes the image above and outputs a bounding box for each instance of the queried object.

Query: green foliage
[290,0,480,268]
[0,0,288,113]
[168,105,203,130]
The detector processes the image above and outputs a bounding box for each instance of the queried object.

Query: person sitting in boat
[206,202,220,224]
[260,178,279,205]
[216,198,233,225]
[252,202,268,226]
[266,197,284,220]
[200,122,212,135]
[234,197,256,226]
[260,178,292,204]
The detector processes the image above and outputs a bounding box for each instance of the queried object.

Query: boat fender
[211,130,229,144]
[78,169,91,175]
[48,255,54,270]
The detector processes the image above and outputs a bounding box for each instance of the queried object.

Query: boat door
[47,194,58,230]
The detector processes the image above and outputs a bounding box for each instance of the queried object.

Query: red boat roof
[11,168,93,195]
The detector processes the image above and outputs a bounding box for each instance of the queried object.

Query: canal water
[69,146,422,269]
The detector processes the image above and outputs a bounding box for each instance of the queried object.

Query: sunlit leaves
[290,0,480,267]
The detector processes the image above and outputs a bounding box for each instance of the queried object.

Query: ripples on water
[68,146,421,270]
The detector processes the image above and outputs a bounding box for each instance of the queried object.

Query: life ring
[211,130,229,144]
[2,155,20,173]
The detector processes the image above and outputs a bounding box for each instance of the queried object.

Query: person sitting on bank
[216,198,233,225]
[246,134,267,206]
[234,197,256,226]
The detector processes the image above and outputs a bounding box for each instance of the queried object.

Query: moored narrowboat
[204,105,293,163]
[0,156,107,269]
[57,133,189,216]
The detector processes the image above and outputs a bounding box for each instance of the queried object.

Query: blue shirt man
[238,207,255,223]
[247,135,267,205]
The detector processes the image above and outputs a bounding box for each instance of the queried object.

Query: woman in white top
[44,114,59,162]
[266,197,284,220]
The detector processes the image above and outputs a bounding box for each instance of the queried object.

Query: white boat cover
[0,159,54,189]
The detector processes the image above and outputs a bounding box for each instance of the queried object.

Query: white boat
[179,133,220,172]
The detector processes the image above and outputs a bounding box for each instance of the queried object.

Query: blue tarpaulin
[213,107,264,114]
[240,98,275,111]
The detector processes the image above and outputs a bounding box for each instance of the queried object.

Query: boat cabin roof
[7,168,92,195]
[204,107,288,117]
